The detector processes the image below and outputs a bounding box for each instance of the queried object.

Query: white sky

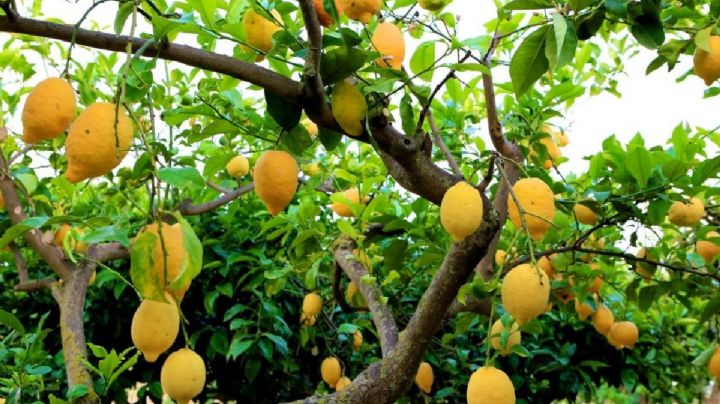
[26,0,720,177]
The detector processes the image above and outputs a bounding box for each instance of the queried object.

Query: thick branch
[298,0,325,99]
[0,16,300,102]
[332,261,365,313]
[89,242,130,263]
[10,241,28,282]
[294,198,500,403]
[178,182,255,215]
[334,237,398,357]
[446,295,491,318]
[0,153,73,278]
[14,278,56,292]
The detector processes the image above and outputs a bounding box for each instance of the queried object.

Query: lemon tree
[0,1,720,403]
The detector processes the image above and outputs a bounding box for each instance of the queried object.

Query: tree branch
[0,16,301,102]
[332,260,367,313]
[89,242,130,263]
[334,237,398,357]
[426,111,462,177]
[0,152,73,279]
[10,241,28,282]
[178,182,255,216]
[14,278,56,292]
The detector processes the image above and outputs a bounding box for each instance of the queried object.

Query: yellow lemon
[668,197,705,226]
[507,178,555,240]
[335,376,352,391]
[607,321,639,349]
[65,102,134,183]
[302,292,323,317]
[332,80,367,136]
[440,181,484,242]
[501,264,550,325]
[418,0,447,11]
[557,132,569,147]
[697,231,720,263]
[538,256,555,279]
[708,347,720,379]
[591,305,614,335]
[22,77,76,143]
[54,224,89,253]
[352,330,363,349]
[243,8,282,58]
[131,294,180,363]
[254,150,298,215]
[574,203,598,225]
[161,348,206,404]
[495,249,507,266]
[321,356,342,387]
[574,298,595,321]
[138,222,191,299]
[467,366,515,404]
[331,187,362,217]
[415,361,434,394]
[694,35,720,85]
[337,0,381,23]
[226,155,250,178]
[371,22,405,70]
[490,319,521,356]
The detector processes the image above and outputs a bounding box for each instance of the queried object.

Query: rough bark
[290,197,500,403]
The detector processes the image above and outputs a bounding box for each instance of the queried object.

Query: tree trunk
[59,267,99,403]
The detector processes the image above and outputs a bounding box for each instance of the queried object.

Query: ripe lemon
[591,305,614,335]
[161,348,206,404]
[415,361,434,394]
[131,294,180,362]
[708,347,720,379]
[352,330,363,349]
[300,312,317,326]
[65,102,134,183]
[226,155,250,178]
[495,249,507,266]
[418,0,447,11]
[337,0,381,23]
[254,150,298,215]
[557,132,569,147]
[696,231,720,263]
[314,0,343,27]
[467,366,515,404]
[635,247,654,279]
[371,22,405,70]
[668,197,705,226]
[490,319,521,356]
[574,203,598,225]
[530,135,562,169]
[243,8,282,58]
[694,35,720,85]
[22,78,76,143]
[305,162,321,176]
[331,187,362,217]
[501,264,550,325]
[335,376,352,391]
[607,321,638,349]
[139,222,191,299]
[302,292,323,317]
[574,298,595,321]
[331,80,367,136]
[321,356,342,386]
[54,224,89,253]
[538,256,555,279]
[303,120,319,137]
[507,178,555,240]
[440,181,484,242]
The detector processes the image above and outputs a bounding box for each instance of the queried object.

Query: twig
[207,180,230,193]
[426,111,462,177]
[178,182,255,215]
[477,154,496,192]
[414,50,471,133]
[334,236,398,357]
[14,278,56,292]
[10,242,28,282]
[8,144,33,165]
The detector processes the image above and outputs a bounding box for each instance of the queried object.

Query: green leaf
[173,213,204,294]
[0,308,25,335]
[0,216,49,248]
[320,47,367,84]
[567,0,598,11]
[67,384,89,400]
[638,284,659,311]
[701,296,720,323]
[187,0,217,27]
[510,26,550,97]
[113,2,134,35]
[695,26,714,52]
[692,342,719,366]
[409,41,436,82]
[575,8,605,40]
[626,146,653,187]
[319,127,343,151]
[630,16,665,49]
[158,166,205,188]
[546,15,577,70]
[337,323,359,333]
[130,231,164,300]
[265,89,301,131]
[228,337,254,360]
[604,0,627,16]
[280,124,313,155]
[400,93,416,136]
[504,0,554,10]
